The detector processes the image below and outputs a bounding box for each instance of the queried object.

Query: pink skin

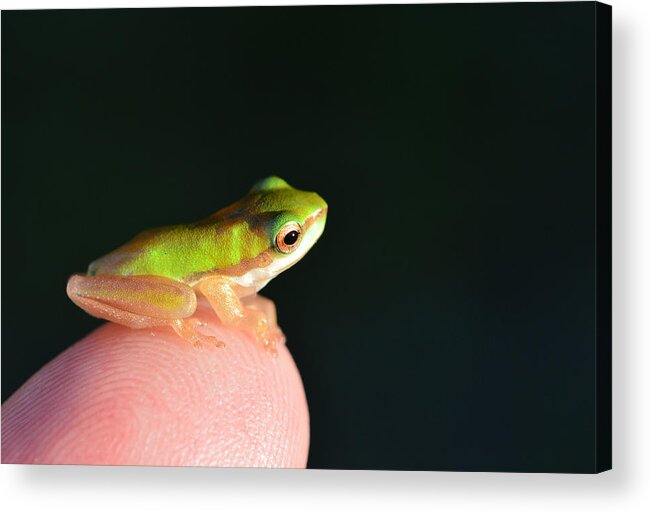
[1,298,310,467]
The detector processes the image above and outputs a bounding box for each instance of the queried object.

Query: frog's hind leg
[66,274,223,347]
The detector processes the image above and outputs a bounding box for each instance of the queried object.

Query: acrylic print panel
[1,2,611,472]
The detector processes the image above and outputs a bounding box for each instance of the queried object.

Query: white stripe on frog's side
[230,215,326,292]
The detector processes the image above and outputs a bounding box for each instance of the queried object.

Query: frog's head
[247,176,328,278]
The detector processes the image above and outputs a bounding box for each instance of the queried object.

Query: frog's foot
[242,295,286,355]
[198,277,285,356]
[171,318,225,348]
[232,309,280,356]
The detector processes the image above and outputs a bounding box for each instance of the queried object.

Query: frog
[66,176,327,355]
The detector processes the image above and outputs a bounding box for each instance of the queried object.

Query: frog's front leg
[66,274,224,347]
[198,276,284,355]
[242,294,286,347]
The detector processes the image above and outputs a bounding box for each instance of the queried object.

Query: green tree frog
[66,176,327,355]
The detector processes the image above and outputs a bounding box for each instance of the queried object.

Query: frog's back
[88,214,270,282]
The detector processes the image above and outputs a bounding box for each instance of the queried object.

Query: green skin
[88,176,327,283]
[67,176,328,353]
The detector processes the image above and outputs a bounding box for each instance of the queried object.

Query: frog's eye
[275,222,302,254]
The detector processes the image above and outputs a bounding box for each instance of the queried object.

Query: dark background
[2,3,607,472]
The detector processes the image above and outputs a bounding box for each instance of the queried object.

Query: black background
[2,2,605,472]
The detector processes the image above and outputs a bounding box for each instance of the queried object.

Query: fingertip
[2,303,310,467]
